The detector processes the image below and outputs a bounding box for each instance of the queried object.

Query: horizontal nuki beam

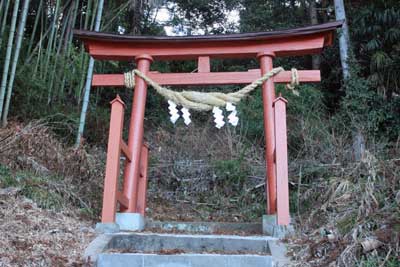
[92,69,320,87]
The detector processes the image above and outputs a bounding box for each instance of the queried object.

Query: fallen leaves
[0,191,95,267]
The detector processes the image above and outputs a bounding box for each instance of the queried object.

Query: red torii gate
[75,21,342,231]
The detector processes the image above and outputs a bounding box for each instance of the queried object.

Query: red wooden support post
[274,96,290,225]
[258,52,277,215]
[101,95,125,223]
[198,56,210,73]
[123,54,153,213]
[136,143,149,215]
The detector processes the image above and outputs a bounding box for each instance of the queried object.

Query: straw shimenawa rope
[124,67,298,111]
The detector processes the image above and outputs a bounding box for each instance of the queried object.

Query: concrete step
[97,253,273,267]
[145,220,262,235]
[84,232,289,267]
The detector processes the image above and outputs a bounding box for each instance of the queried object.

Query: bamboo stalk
[90,0,99,31]
[58,0,79,100]
[103,1,131,30]
[84,0,94,31]
[32,7,45,79]
[24,0,72,67]
[76,0,105,146]
[47,4,72,104]
[0,0,21,118]
[0,0,5,27]
[42,0,61,79]
[77,0,95,103]
[0,0,11,51]
[2,0,31,127]
[27,0,43,56]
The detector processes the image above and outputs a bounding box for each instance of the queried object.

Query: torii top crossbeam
[75,21,342,87]
[76,21,341,60]
[74,21,342,229]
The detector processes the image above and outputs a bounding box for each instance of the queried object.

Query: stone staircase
[84,221,290,267]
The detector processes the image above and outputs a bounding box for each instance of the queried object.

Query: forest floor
[0,188,94,267]
[0,121,398,267]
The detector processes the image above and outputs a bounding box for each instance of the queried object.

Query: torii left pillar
[115,55,153,231]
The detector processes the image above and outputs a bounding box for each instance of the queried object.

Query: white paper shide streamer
[212,106,225,129]
[181,107,191,125]
[168,101,237,128]
[168,100,180,124]
[226,102,239,126]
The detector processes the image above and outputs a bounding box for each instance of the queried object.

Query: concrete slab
[106,232,272,254]
[262,215,294,238]
[97,253,273,267]
[116,212,145,231]
[95,223,120,234]
[146,220,262,235]
[268,240,291,267]
[84,234,113,263]
[84,232,290,266]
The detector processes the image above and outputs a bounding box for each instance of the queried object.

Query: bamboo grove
[0,0,142,129]
[0,0,399,143]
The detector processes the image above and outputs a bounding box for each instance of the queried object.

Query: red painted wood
[75,21,342,44]
[92,70,320,87]
[274,97,290,225]
[116,191,129,209]
[87,23,340,223]
[259,53,277,215]
[84,34,326,60]
[101,95,125,223]
[120,140,131,162]
[198,56,210,73]
[122,55,152,213]
[137,143,149,216]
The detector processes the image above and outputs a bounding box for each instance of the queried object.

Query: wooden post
[123,54,153,213]
[101,95,125,223]
[258,52,277,215]
[274,96,290,225]
[136,143,149,215]
[198,56,210,73]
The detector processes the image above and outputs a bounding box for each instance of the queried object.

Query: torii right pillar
[259,52,293,237]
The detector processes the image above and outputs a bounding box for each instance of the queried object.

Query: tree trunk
[2,0,31,127]
[0,0,20,118]
[310,1,320,69]
[76,0,105,146]
[129,0,146,35]
[334,0,351,79]
[321,0,329,23]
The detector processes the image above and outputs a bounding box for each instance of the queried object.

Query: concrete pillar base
[262,215,294,238]
[116,212,145,231]
[95,223,120,234]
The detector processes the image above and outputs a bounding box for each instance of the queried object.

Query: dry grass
[0,120,106,215]
[0,188,95,267]
[0,120,398,267]
[145,123,267,222]
[288,149,400,267]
